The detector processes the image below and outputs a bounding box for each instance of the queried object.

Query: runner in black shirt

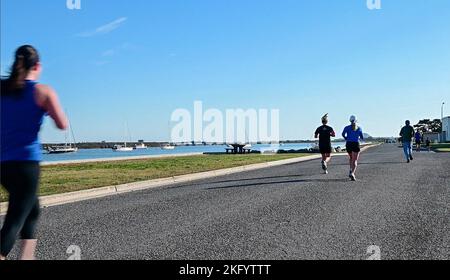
[314,114,336,174]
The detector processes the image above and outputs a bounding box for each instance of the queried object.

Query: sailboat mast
[65,130,68,148]
[168,120,170,144]
[124,122,127,147]
[127,122,132,143]
[65,110,77,148]
[124,121,132,147]
[69,119,77,148]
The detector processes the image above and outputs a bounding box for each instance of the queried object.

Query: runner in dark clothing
[400,120,415,163]
[314,114,336,174]
[414,130,422,152]
[425,138,431,152]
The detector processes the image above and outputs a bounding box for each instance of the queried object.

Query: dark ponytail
[1,45,40,96]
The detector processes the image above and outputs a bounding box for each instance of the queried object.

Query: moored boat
[161,144,175,150]
[47,145,78,154]
[113,145,134,152]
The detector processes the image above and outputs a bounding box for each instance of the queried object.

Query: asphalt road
[3,144,449,260]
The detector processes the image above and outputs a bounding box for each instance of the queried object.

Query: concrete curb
[0,144,378,215]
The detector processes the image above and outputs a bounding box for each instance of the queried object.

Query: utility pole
[441,102,445,142]
[442,102,445,121]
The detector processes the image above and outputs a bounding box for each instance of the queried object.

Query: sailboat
[48,115,78,154]
[47,144,78,154]
[161,121,176,150]
[113,122,134,152]
[134,142,148,149]
[113,145,133,152]
[161,143,175,150]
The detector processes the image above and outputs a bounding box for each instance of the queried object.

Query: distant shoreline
[41,141,316,150]
[42,138,384,150]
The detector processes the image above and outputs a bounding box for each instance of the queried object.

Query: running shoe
[350,174,356,181]
[410,155,414,161]
[321,160,326,171]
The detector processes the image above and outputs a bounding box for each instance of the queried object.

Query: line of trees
[414,119,442,133]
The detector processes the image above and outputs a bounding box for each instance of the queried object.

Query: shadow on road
[207,178,350,190]
[333,161,406,166]
[171,174,308,189]
[205,174,307,184]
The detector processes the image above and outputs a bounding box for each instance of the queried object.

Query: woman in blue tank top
[1,45,68,260]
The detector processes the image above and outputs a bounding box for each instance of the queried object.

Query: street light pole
[442,102,445,121]
[442,102,445,142]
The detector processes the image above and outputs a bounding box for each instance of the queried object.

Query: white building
[442,116,450,142]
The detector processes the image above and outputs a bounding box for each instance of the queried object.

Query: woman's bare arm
[35,84,68,130]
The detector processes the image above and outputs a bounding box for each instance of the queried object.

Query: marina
[41,142,348,163]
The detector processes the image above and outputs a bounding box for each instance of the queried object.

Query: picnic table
[225,144,252,154]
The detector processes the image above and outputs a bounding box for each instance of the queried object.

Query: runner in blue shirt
[1,45,67,260]
[342,115,364,181]
[414,130,422,152]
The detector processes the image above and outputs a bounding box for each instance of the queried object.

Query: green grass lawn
[431,143,450,153]
[0,154,309,202]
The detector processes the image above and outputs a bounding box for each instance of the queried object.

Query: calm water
[42,142,347,163]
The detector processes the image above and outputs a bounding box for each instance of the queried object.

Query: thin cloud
[102,49,116,57]
[77,17,127,37]
[96,42,138,66]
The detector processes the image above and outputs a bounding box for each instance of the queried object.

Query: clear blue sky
[1,0,449,142]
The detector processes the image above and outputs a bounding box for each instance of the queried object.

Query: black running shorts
[319,144,332,154]
[346,142,361,153]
